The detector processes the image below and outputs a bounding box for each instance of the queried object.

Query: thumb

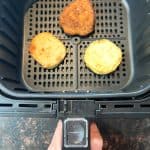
[48,120,63,150]
[90,123,103,150]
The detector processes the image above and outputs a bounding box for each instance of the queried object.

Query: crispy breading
[29,32,66,69]
[84,39,122,75]
[59,0,95,36]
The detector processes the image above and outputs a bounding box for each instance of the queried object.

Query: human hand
[48,120,63,150]
[90,122,103,150]
[48,120,103,150]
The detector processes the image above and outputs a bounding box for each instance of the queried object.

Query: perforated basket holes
[23,40,76,92]
[89,0,127,39]
[78,40,131,91]
[23,0,131,92]
[26,0,72,39]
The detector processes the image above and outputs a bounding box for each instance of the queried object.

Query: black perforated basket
[0,0,149,99]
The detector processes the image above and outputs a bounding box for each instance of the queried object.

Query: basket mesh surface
[23,0,131,92]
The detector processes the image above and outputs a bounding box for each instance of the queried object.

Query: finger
[90,123,103,150]
[48,120,63,150]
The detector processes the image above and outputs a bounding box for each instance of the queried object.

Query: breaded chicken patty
[59,0,95,36]
[29,32,66,69]
[84,39,122,75]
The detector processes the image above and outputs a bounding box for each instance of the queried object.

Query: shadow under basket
[0,0,149,99]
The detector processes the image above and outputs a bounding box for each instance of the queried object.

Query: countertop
[0,117,150,150]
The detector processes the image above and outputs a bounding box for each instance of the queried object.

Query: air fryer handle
[63,118,89,149]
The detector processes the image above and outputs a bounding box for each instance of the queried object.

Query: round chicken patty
[59,0,95,36]
[29,32,66,69]
[84,39,122,75]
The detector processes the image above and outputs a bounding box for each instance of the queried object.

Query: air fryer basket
[0,0,149,98]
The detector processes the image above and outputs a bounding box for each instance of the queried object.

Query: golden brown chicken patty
[84,39,122,75]
[59,0,95,36]
[29,32,66,69]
